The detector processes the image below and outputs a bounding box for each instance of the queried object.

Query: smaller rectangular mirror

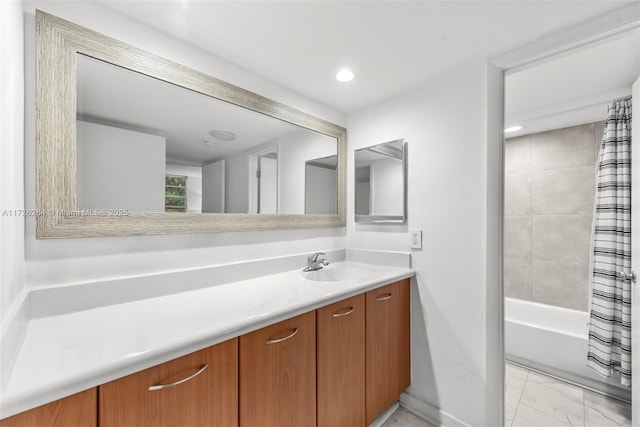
[354,139,407,223]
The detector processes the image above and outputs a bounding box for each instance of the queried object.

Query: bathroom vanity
[0,11,415,426]
[0,262,413,427]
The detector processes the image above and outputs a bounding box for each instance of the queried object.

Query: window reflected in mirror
[165,175,188,213]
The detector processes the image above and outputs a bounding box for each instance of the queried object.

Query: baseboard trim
[369,402,400,427]
[400,393,472,427]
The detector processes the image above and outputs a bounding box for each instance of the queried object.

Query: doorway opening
[502,26,639,426]
[250,146,279,214]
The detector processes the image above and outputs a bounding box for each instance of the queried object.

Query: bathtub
[505,298,631,402]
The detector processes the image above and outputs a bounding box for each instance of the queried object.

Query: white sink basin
[302,266,369,282]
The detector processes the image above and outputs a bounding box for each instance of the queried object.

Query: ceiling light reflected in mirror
[209,130,236,141]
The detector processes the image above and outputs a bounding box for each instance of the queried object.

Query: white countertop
[0,261,414,419]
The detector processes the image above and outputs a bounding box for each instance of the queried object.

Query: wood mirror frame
[35,10,346,238]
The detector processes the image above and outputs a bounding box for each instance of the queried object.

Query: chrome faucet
[303,252,330,272]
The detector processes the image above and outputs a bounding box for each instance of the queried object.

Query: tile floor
[506,363,632,427]
[381,363,631,427]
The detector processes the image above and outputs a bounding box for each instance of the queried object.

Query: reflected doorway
[251,147,278,214]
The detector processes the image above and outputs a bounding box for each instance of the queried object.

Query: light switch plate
[410,230,422,249]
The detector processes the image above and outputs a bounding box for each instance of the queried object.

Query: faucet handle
[310,252,326,262]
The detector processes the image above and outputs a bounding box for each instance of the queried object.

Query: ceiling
[505,28,640,136]
[98,1,636,114]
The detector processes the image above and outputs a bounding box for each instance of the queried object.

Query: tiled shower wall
[504,122,605,311]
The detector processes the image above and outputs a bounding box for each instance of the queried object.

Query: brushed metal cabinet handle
[148,364,208,391]
[266,327,299,345]
[333,306,354,317]
[376,293,393,301]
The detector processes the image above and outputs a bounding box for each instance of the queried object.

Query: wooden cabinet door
[365,278,411,425]
[317,294,365,427]
[0,388,96,427]
[239,311,315,427]
[99,338,238,427]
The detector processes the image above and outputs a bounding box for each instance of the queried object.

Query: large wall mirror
[36,11,346,238]
[354,139,407,223]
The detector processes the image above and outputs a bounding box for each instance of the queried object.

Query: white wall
[355,167,371,215]
[165,164,202,214]
[0,1,25,318]
[371,157,403,216]
[77,121,166,212]
[222,152,250,214]
[279,130,337,214]
[20,2,346,288]
[346,62,502,426]
[202,160,225,213]
[305,165,336,214]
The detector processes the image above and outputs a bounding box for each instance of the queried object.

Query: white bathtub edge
[505,298,631,403]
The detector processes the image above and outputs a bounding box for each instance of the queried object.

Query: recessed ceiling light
[504,125,522,133]
[209,130,236,141]
[336,69,354,82]
[202,140,216,148]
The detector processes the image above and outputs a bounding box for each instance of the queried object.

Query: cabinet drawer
[0,389,96,427]
[239,311,316,427]
[317,294,366,427]
[99,339,238,427]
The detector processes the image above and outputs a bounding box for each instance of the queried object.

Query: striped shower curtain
[587,95,632,387]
